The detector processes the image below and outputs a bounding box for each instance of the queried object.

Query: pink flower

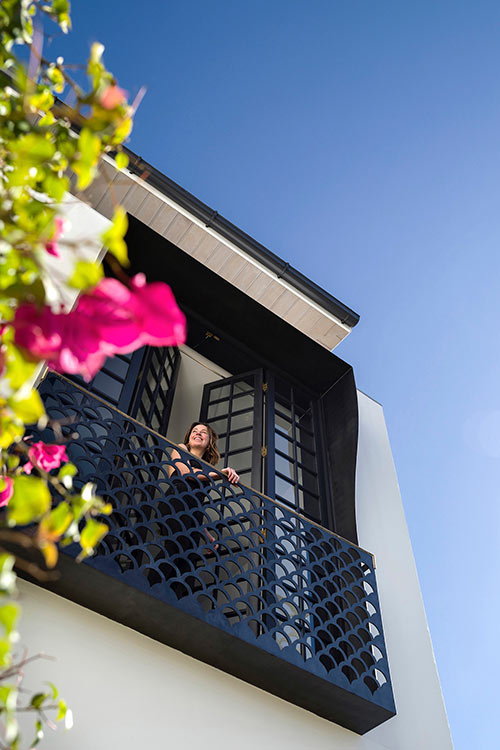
[99,85,127,110]
[24,441,68,475]
[14,274,186,380]
[45,217,64,258]
[0,476,13,508]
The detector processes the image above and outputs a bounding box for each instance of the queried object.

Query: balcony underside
[31,373,396,735]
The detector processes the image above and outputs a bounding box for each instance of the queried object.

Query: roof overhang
[73,153,358,351]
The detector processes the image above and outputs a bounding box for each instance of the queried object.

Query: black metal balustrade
[35,372,396,734]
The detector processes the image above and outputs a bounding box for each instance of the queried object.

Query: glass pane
[275,412,293,436]
[207,400,230,419]
[231,391,254,412]
[92,371,122,403]
[276,476,295,505]
[275,432,294,459]
[276,401,292,419]
[227,428,253,452]
[298,490,320,515]
[233,380,254,396]
[296,464,317,489]
[225,451,252,472]
[296,444,316,468]
[102,355,128,379]
[276,454,295,481]
[209,383,231,402]
[229,412,254,432]
[206,418,229,437]
[237,470,252,485]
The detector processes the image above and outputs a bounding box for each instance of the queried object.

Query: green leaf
[58,462,77,489]
[7,476,51,526]
[0,603,19,638]
[31,718,44,747]
[115,151,128,170]
[43,172,69,202]
[28,88,54,114]
[4,341,37,390]
[101,206,129,265]
[8,389,45,424]
[72,128,101,190]
[10,133,56,164]
[58,463,77,479]
[0,684,17,712]
[79,519,108,555]
[46,682,59,701]
[6,455,20,471]
[0,417,24,450]
[0,639,11,668]
[30,692,47,710]
[40,501,72,538]
[46,63,64,93]
[56,698,67,721]
[69,260,103,290]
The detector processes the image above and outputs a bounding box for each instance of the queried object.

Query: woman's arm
[167,444,193,478]
[167,445,239,485]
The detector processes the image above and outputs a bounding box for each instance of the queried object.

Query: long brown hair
[183,422,220,466]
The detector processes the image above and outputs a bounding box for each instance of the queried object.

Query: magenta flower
[99,85,127,110]
[0,476,13,508]
[45,217,64,258]
[14,274,186,379]
[24,441,68,475]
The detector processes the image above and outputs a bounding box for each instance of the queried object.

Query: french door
[200,370,326,526]
[199,369,264,490]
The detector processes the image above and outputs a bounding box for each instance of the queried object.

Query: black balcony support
[33,373,395,734]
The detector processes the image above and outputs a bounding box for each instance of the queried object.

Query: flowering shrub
[14,273,186,379]
[23,441,68,475]
[0,1,185,746]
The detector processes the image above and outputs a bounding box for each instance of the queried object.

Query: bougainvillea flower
[0,476,13,508]
[13,303,107,380]
[99,85,127,110]
[24,441,68,475]
[14,274,186,380]
[45,217,65,258]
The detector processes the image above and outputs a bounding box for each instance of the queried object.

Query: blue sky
[54,1,500,746]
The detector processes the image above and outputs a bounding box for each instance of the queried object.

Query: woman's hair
[183,422,220,466]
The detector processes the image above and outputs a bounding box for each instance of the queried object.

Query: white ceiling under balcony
[73,157,352,351]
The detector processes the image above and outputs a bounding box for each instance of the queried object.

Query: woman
[168,422,239,485]
[166,422,239,556]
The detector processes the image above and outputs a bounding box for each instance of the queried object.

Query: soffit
[73,157,352,351]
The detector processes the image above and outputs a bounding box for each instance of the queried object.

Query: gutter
[123,148,360,328]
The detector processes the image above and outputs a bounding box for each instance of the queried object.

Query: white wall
[15,390,452,750]
[166,345,230,444]
[355,391,453,749]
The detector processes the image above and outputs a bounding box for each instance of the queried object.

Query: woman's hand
[221,466,239,484]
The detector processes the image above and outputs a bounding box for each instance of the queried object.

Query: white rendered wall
[166,346,230,444]
[355,391,453,749]
[16,390,452,750]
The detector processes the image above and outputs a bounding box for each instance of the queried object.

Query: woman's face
[188,424,210,451]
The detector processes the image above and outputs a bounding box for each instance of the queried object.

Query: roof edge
[123,148,360,328]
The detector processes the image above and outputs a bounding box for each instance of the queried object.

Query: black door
[74,346,180,437]
[199,369,264,489]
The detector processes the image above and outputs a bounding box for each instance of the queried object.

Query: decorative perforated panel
[37,372,395,732]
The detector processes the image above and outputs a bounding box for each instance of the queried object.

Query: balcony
[34,372,396,734]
